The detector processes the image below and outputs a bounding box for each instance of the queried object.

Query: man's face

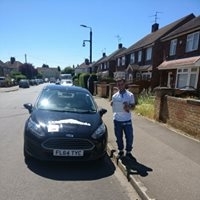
[116,80,125,91]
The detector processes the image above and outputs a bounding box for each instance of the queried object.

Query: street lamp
[80,24,92,64]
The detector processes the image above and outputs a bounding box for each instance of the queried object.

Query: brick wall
[154,88,200,139]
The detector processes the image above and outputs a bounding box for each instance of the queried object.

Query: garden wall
[154,88,200,139]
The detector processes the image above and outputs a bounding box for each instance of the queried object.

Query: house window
[138,51,142,62]
[128,73,133,81]
[167,72,173,88]
[169,39,177,56]
[107,62,109,69]
[136,72,141,80]
[122,56,125,65]
[104,63,107,70]
[186,31,199,52]
[142,72,151,80]
[117,58,120,66]
[130,53,135,64]
[146,47,152,61]
[176,67,199,89]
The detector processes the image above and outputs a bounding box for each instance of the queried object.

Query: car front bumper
[24,134,107,162]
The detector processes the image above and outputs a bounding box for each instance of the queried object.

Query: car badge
[65,134,74,137]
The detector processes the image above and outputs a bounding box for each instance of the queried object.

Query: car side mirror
[24,103,33,114]
[99,108,107,117]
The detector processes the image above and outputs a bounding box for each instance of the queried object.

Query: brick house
[158,15,200,91]
[115,13,195,89]
[0,59,23,77]
[91,52,107,73]
[37,67,60,80]
[96,43,126,79]
[74,59,92,75]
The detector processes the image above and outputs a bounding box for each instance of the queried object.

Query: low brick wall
[164,96,200,138]
[154,88,200,139]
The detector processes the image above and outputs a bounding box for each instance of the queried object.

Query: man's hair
[115,77,125,82]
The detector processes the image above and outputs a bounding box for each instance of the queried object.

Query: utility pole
[25,54,27,63]
[80,24,93,64]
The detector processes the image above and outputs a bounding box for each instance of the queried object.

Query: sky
[0,0,199,69]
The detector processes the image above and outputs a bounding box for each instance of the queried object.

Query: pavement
[0,86,19,92]
[94,96,200,200]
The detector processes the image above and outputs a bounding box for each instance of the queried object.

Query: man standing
[111,78,135,159]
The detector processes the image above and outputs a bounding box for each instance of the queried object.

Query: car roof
[43,84,90,93]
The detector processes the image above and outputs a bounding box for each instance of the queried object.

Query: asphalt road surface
[0,84,141,200]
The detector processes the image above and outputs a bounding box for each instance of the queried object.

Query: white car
[60,79,73,86]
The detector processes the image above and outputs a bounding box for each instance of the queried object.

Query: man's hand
[123,102,135,112]
[123,102,130,112]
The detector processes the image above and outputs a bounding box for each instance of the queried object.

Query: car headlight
[27,118,45,137]
[91,123,106,139]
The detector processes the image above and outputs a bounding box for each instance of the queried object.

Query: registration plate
[53,149,84,157]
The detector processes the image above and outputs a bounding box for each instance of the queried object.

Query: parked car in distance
[0,76,6,87]
[19,79,30,88]
[23,84,108,162]
[60,79,73,86]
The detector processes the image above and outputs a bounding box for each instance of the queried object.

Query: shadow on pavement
[24,153,116,181]
[120,155,153,179]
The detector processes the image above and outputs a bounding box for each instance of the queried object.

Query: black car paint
[23,84,108,162]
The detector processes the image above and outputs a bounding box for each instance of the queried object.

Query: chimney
[118,43,123,49]
[85,58,89,65]
[102,52,106,57]
[151,23,159,32]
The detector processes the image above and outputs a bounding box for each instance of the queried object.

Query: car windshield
[36,88,97,113]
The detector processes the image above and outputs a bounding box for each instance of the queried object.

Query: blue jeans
[114,120,133,152]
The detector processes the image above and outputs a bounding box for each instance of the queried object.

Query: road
[0,84,141,200]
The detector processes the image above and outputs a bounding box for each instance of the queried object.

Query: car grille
[42,138,94,150]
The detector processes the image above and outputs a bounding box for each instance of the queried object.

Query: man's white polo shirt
[112,90,135,122]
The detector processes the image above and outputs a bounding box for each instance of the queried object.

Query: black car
[19,79,30,88]
[23,84,108,162]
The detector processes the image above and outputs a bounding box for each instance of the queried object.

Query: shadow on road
[120,155,153,178]
[24,154,115,181]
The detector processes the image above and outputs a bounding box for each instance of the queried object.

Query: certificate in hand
[112,101,124,112]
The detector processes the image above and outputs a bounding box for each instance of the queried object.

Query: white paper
[48,124,59,132]
[112,101,124,112]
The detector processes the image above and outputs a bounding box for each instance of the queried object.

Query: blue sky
[0,0,199,69]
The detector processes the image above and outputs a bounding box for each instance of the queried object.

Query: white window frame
[107,62,109,69]
[186,31,199,52]
[138,51,142,62]
[128,73,133,81]
[104,63,107,70]
[130,53,135,64]
[146,47,152,61]
[176,67,199,89]
[117,58,120,67]
[169,39,177,56]
[142,72,152,80]
[167,72,173,88]
[122,56,125,65]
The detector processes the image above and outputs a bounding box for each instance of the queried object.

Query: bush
[134,93,155,119]
[79,73,90,88]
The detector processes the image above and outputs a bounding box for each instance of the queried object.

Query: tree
[61,66,75,76]
[19,63,37,79]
